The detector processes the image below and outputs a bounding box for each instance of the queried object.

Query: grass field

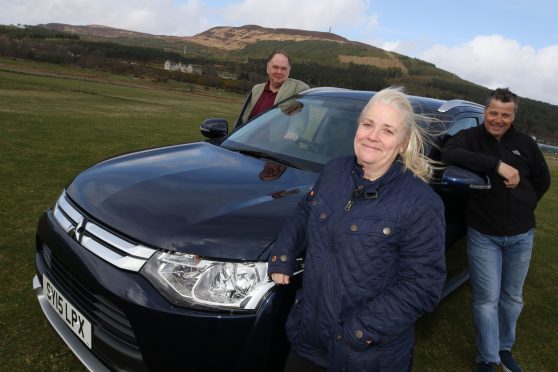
[1,59,556,371]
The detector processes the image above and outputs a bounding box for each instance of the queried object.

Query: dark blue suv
[33,88,487,371]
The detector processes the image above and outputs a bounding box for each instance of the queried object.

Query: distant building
[164,60,201,74]
[218,72,239,80]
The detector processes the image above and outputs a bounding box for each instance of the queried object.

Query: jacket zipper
[344,184,365,211]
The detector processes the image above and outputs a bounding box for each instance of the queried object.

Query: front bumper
[34,210,295,371]
[33,275,110,372]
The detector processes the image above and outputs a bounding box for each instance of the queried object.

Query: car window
[222,96,365,171]
[448,117,479,136]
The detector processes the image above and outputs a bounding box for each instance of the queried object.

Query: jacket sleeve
[296,80,310,93]
[267,174,322,276]
[341,196,447,349]
[275,79,310,104]
[441,130,500,173]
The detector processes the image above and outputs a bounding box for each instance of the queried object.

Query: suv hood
[66,142,316,260]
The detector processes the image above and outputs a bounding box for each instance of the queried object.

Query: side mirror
[432,165,491,195]
[200,118,228,139]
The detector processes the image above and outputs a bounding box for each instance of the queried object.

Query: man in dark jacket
[441,88,550,372]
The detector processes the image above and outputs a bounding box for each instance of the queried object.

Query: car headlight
[141,251,275,312]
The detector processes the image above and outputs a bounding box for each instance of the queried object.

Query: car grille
[41,243,140,350]
[53,191,156,272]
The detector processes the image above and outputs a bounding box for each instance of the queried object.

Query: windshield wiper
[230,148,308,170]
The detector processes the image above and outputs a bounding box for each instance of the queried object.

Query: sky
[2,0,557,105]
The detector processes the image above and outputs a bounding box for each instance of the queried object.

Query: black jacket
[441,124,550,236]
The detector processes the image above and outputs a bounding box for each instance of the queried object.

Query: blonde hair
[358,86,436,182]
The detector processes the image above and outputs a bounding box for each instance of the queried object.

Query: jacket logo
[512,149,521,156]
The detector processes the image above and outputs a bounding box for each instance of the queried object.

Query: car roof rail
[303,87,353,93]
[437,99,483,113]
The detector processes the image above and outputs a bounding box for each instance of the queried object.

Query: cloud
[1,0,377,37]
[379,40,421,55]
[419,35,558,106]
[0,0,212,36]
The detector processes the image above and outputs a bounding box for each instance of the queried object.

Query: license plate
[43,275,92,348]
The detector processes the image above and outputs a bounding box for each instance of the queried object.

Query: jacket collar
[351,157,405,197]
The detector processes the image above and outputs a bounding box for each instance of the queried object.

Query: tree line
[1,24,557,144]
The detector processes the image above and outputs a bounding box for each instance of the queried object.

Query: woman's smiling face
[353,101,407,180]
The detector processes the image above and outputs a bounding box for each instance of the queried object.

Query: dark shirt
[248,81,277,119]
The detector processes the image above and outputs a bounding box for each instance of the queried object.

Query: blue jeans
[467,227,534,363]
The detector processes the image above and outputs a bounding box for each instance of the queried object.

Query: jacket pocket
[307,194,335,248]
[347,217,399,238]
[309,193,333,223]
[342,217,400,280]
[347,217,399,252]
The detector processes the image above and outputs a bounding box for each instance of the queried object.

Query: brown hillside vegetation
[339,53,409,74]
[42,23,349,51]
[38,23,409,72]
[190,25,349,50]
[42,23,158,38]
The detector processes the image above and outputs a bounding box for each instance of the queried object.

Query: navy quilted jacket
[268,156,446,371]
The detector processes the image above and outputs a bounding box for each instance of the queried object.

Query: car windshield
[221,95,366,172]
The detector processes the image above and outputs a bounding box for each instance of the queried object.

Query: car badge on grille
[69,219,87,243]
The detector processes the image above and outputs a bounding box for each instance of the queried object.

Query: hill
[42,23,349,50]
[2,23,558,144]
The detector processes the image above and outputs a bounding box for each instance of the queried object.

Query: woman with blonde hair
[269,86,446,371]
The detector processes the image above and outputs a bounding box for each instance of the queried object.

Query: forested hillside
[1,24,557,144]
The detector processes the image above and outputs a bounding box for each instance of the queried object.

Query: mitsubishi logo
[69,219,87,243]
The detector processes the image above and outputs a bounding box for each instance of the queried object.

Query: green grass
[1,59,557,371]
[414,157,558,371]
[0,60,243,371]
